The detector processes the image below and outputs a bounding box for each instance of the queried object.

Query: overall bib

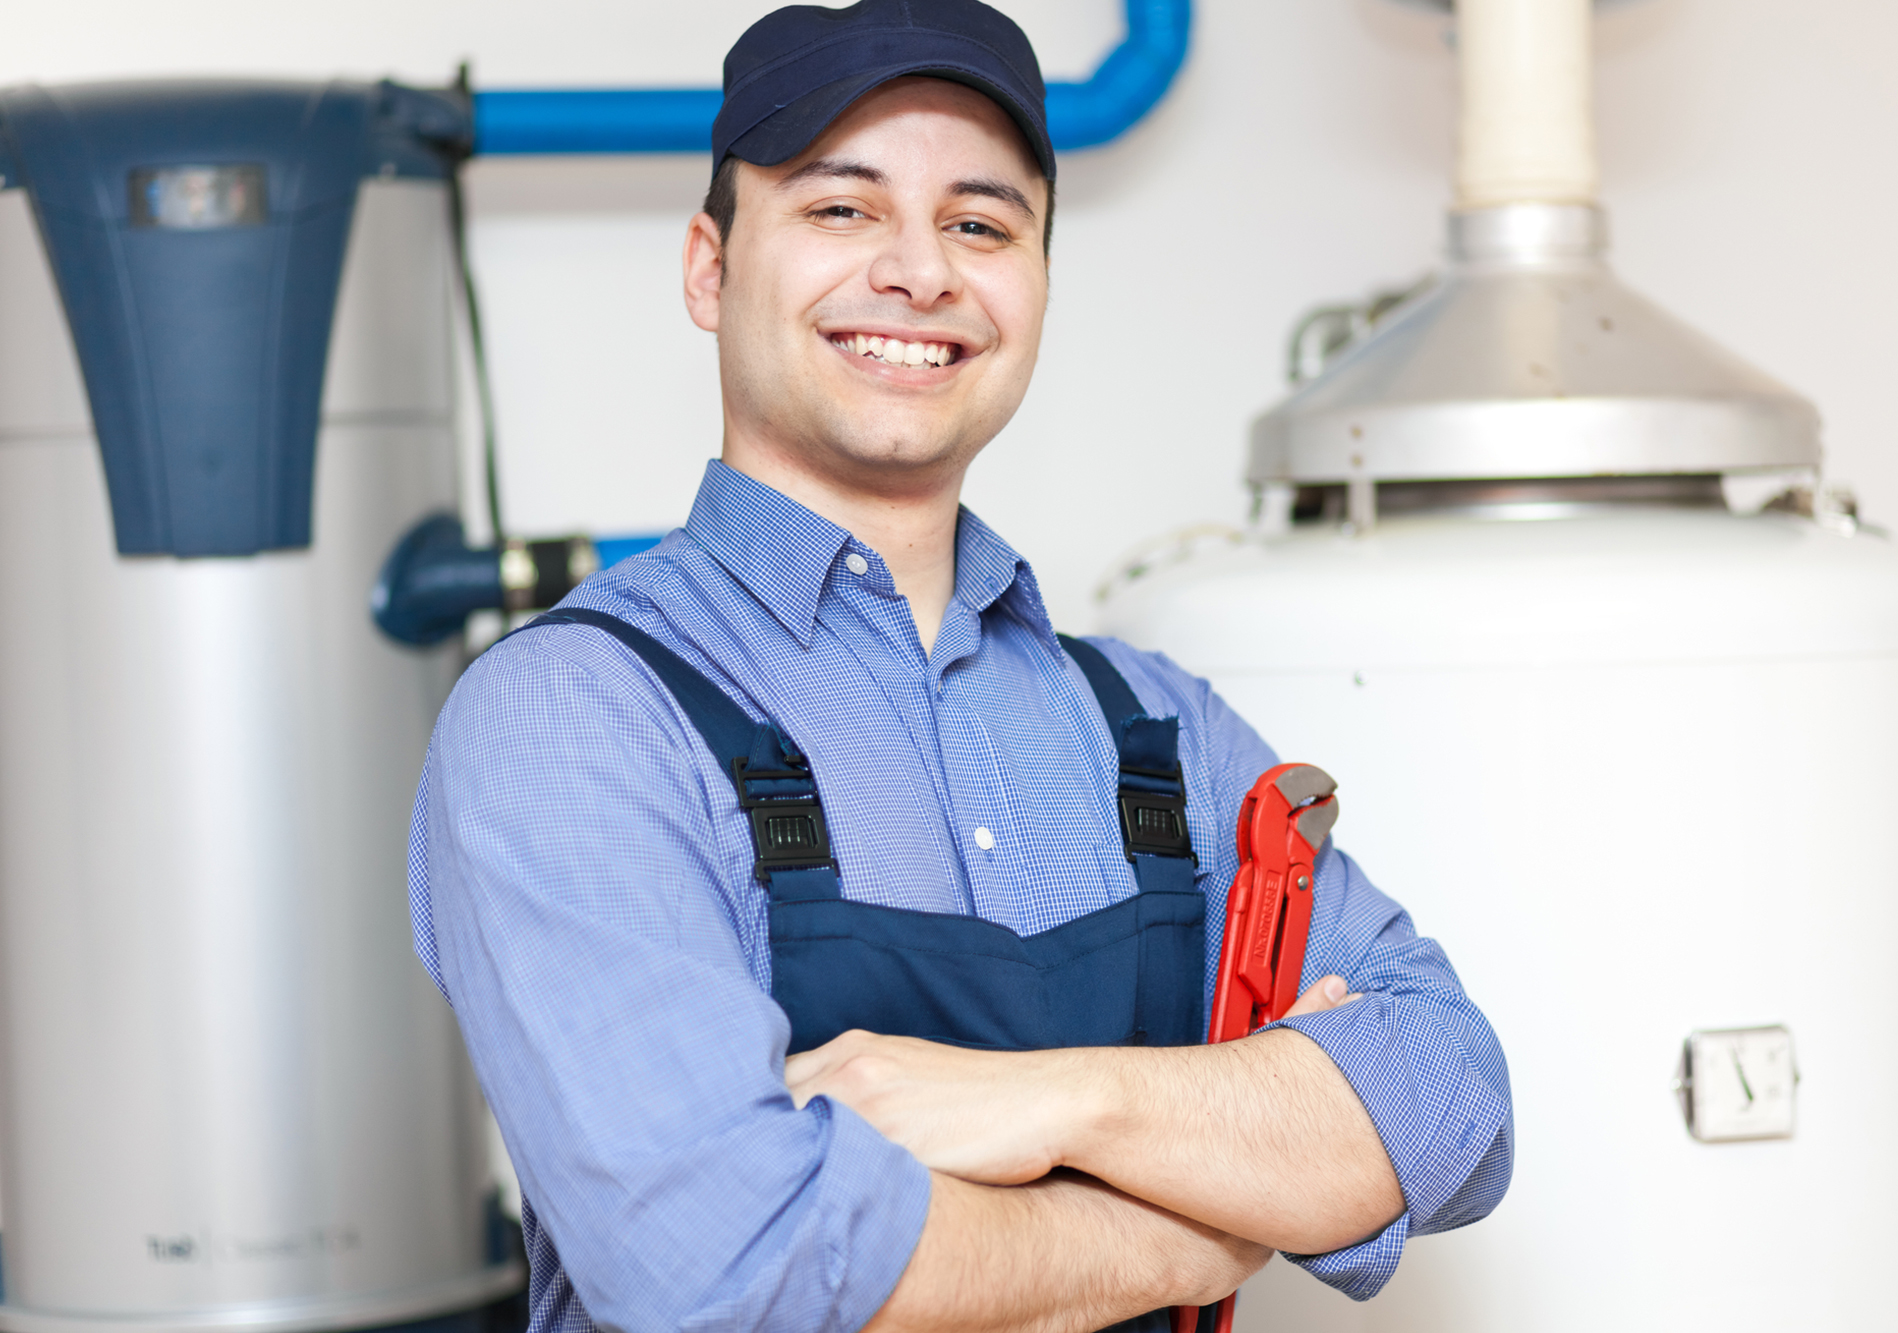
[523,609,1218,1333]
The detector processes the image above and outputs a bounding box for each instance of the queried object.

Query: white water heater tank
[1100,501,1898,1332]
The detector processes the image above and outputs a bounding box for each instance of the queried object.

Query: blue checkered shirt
[409,460,1512,1333]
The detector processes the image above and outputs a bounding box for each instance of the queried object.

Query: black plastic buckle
[733,756,836,882]
[1117,770,1195,865]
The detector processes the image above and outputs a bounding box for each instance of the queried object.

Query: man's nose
[867,217,961,309]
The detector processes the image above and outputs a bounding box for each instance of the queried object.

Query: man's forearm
[788,982,1404,1256]
[1061,1027,1402,1253]
[865,1170,1269,1333]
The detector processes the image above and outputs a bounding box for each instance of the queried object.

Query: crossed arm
[787,977,1405,1333]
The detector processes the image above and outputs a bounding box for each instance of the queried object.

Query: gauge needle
[1732,1051,1755,1106]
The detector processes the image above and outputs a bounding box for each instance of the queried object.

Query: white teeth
[841,335,958,367]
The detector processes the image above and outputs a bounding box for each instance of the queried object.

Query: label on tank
[128,164,267,228]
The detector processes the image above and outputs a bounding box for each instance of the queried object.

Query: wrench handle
[1169,1295,1235,1333]
[1173,764,1336,1333]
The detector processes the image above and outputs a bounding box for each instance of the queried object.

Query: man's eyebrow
[776,157,888,189]
[948,177,1037,223]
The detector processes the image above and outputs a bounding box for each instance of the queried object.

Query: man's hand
[786,1031,1077,1184]
[784,975,1361,1187]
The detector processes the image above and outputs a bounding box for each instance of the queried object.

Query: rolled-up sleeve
[1100,642,1513,1303]
[411,636,931,1333]
[1270,846,1514,1299]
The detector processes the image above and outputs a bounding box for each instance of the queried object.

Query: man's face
[684,77,1050,497]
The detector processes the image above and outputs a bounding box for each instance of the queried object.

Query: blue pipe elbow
[1045,0,1192,150]
[473,0,1191,156]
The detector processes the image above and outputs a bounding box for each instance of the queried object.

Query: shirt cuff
[805,1098,935,1333]
[1279,1210,1409,1302]
[1265,995,1510,1299]
[672,1095,930,1333]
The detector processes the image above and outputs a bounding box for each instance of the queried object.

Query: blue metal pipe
[472,0,1191,156]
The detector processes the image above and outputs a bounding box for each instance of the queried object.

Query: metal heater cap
[1248,202,1821,492]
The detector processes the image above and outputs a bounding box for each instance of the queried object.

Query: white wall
[5,0,1896,630]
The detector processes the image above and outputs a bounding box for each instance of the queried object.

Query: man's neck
[721,443,962,659]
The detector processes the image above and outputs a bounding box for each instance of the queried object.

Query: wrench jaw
[1272,763,1338,809]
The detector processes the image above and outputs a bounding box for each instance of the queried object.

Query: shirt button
[973,826,995,851]
[845,553,869,576]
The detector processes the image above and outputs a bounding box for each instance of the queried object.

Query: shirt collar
[682,459,1061,653]
[684,461,853,647]
[952,505,1062,652]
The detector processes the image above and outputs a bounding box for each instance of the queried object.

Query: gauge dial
[1682,1025,1796,1142]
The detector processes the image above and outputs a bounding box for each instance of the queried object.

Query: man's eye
[949,220,1007,240]
[815,205,865,220]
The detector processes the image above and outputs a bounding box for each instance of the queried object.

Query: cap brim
[725,63,1055,180]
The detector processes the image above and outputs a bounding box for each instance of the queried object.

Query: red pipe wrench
[1172,762,1339,1333]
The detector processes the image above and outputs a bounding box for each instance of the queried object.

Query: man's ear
[682,212,724,333]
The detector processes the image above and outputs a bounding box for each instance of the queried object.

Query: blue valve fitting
[371,514,664,646]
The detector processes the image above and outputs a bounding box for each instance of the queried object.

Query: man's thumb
[1282,974,1357,1019]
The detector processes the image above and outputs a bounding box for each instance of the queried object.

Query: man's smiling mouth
[828,332,961,368]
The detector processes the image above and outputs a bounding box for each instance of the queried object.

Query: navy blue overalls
[522,608,1217,1333]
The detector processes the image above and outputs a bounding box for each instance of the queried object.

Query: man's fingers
[784,1048,838,1108]
[1282,975,1359,1019]
[785,1030,884,1107]
[784,1031,861,1086]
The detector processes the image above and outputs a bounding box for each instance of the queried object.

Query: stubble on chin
[722,341,995,491]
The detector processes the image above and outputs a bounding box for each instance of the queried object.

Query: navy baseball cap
[711,0,1055,182]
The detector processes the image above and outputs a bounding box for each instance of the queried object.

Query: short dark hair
[701,152,1056,258]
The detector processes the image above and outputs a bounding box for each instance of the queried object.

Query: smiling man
[409,3,1512,1332]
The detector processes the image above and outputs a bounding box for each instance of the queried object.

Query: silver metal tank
[0,148,517,1332]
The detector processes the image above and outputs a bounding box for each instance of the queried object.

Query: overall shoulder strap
[1057,634,1197,894]
[507,608,842,902]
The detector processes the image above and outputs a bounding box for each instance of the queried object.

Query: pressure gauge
[1676,1026,1798,1142]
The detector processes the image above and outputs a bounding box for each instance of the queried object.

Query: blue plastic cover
[0,80,469,556]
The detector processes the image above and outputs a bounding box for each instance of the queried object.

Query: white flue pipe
[1455,0,1598,207]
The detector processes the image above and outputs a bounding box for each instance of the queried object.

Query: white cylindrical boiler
[1101,502,1898,1331]
[0,81,516,1332]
